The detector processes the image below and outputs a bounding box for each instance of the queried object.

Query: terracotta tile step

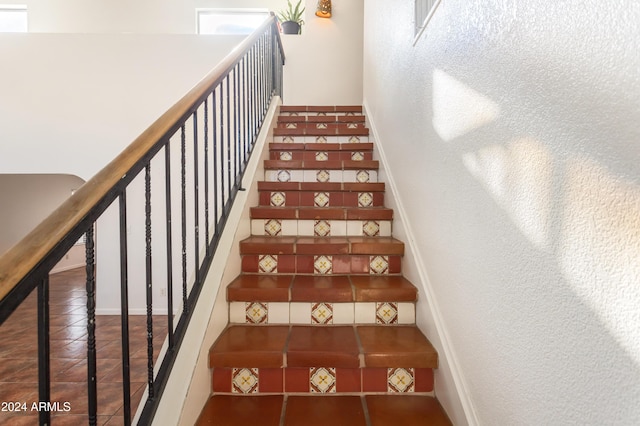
[277,122,367,130]
[241,253,402,275]
[258,181,384,192]
[264,159,379,170]
[227,274,418,303]
[270,142,374,151]
[251,218,392,237]
[240,236,404,255]
[273,135,369,144]
[278,114,365,123]
[250,206,394,221]
[274,127,369,136]
[280,105,363,113]
[209,325,437,369]
[230,299,416,326]
[196,395,451,426]
[211,366,433,393]
[258,190,384,207]
[269,150,373,161]
[265,169,379,184]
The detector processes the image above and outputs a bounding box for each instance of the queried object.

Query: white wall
[280,0,364,105]
[363,0,640,425]
[0,34,244,179]
[0,174,85,254]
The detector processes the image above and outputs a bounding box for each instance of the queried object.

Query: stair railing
[0,14,284,426]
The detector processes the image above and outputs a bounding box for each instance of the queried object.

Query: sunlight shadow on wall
[462,137,553,250]
[560,157,640,364]
[432,69,500,142]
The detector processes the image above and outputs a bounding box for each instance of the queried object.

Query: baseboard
[363,100,479,426]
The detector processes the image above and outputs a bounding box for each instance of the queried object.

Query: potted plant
[278,0,305,34]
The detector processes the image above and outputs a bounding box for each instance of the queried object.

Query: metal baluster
[145,163,155,399]
[234,66,241,179]
[192,111,200,289]
[37,276,50,426]
[213,89,220,236]
[243,56,250,159]
[85,227,98,426]
[226,75,232,200]
[204,97,210,255]
[119,191,132,425]
[180,125,188,314]
[164,143,175,350]
[219,84,226,215]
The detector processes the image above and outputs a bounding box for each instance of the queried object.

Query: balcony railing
[0,15,284,425]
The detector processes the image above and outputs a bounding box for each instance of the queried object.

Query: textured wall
[363,0,640,424]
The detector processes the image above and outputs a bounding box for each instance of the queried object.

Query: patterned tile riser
[212,366,434,394]
[265,169,378,183]
[252,219,392,237]
[242,254,402,275]
[229,301,416,325]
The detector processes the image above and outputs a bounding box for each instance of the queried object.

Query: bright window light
[197,9,269,35]
[0,5,27,33]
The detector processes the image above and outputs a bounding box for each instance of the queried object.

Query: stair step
[269,150,373,161]
[280,105,363,113]
[264,159,379,170]
[265,168,379,183]
[229,299,416,325]
[258,189,384,207]
[211,366,433,394]
[273,134,369,145]
[239,236,404,256]
[274,127,369,136]
[250,207,393,220]
[196,395,451,426]
[276,122,368,131]
[209,325,437,369]
[241,252,402,275]
[270,142,374,151]
[251,218,393,237]
[258,181,384,192]
[278,114,365,123]
[227,275,418,303]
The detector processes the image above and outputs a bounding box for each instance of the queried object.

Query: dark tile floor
[0,268,168,425]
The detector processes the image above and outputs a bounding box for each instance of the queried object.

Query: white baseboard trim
[363,100,479,426]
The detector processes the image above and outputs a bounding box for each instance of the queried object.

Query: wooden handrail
[0,15,284,302]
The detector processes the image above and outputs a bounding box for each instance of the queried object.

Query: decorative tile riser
[242,254,402,275]
[279,105,362,114]
[259,191,384,207]
[251,219,392,237]
[212,367,434,394]
[269,151,373,161]
[265,169,379,183]
[278,115,365,123]
[276,123,368,131]
[231,301,415,325]
[272,135,368,144]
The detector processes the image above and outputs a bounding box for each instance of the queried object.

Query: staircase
[196,106,451,425]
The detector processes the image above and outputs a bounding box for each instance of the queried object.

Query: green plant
[277,0,305,24]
